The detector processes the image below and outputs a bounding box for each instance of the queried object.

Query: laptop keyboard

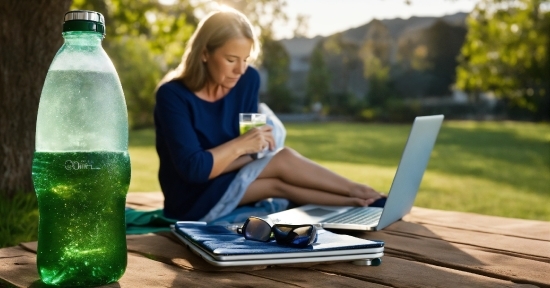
[323,208,382,225]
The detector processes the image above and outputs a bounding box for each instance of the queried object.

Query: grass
[0,192,39,248]
[127,120,550,220]
[283,121,550,221]
[1,120,549,248]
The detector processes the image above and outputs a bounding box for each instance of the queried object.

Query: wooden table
[1,192,549,287]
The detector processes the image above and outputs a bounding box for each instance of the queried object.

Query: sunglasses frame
[238,216,317,248]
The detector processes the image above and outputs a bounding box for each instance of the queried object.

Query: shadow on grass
[0,192,38,248]
[129,128,156,147]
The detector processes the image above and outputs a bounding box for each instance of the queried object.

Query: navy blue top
[154,66,260,220]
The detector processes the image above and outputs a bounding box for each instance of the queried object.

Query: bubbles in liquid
[33,151,130,286]
[36,70,128,152]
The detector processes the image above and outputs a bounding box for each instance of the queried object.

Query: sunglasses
[237,216,318,248]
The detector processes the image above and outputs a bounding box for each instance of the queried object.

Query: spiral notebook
[171,222,384,267]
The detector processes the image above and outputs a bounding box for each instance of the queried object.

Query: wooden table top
[1,192,549,287]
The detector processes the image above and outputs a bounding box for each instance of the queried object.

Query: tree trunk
[0,1,72,196]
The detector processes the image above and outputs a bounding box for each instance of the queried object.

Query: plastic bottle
[32,10,130,286]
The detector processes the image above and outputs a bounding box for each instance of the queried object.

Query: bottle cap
[63,10,106,36]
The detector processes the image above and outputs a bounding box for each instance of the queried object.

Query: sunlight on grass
[285,121,550,198]
[126,121,550,221]
[286,121,550,221]
[320,161,550,220]
[417,172,550,220]
[128,147,160,192]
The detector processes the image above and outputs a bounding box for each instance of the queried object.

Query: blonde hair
[161,8,260,92]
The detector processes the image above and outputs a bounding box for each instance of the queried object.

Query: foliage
[360,20,392,79]
[261,37,294,113]
[108,37,164,128]
[315,34,364,114]
[456,0,550,120]
[323,33,361,94]
[263,85,295,113]
[365,73,393,108]
[393,19,467,98]
[72,0,196,66]
[422,20,467,96]
[322,92,363,116]
[306,44,330,108]
[360,20,393,109]
[293,14,310,38]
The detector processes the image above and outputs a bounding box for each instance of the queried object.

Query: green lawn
[1,120,548,248]
[129,121,550,221]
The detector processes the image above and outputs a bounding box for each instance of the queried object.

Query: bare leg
[239,178,370,206]
[256,147,382,201]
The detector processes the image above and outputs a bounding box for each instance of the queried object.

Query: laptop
[268,114,444,231]
[171,222,384,267]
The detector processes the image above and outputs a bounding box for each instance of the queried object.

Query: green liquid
[32,151,131,286]
[239,122,264,135]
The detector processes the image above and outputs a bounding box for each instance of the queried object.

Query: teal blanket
[125,197,289,235]
[125,208,177,234]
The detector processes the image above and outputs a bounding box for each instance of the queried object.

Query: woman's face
[204,37,252,89]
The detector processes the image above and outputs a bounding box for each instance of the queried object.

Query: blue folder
[172,222,384,266]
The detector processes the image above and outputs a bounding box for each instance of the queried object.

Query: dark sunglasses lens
[273,224,317,248]
[244,218,272,242]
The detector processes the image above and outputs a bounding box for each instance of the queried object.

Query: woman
[155,7,383,221]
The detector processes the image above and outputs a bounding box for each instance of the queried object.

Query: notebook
[171,222,384,267]
[268,115,444,231]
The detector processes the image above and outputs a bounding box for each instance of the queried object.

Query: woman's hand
[206,124,274,179]
[349,184,384,205]
[238,125,275,155]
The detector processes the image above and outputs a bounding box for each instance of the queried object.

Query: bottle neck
[62,31,103,46]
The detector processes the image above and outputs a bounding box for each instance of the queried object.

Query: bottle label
[64,159,101,170]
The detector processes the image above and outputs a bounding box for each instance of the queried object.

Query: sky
[275,0,478,39]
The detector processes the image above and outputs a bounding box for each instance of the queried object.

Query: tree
[320,33,362,115]
[0,1,72,196]
[324,33,361,94]
[261,36,293,112]
[423,20,467,96]
[306,45,330,107]
[293,14,310,38]
[456,0,550,120]
[360,20,393,108]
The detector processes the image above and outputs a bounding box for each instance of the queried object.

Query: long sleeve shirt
[154,66,260,220]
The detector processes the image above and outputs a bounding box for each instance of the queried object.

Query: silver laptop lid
[376,115,444,230]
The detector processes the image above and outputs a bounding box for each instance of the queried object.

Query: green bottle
[32,10,130,286]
